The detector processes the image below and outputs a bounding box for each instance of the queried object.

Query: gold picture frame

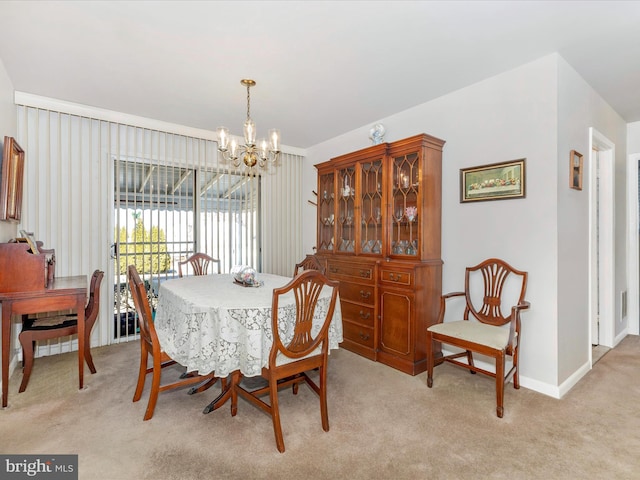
[570,150,583,190]
[460,158,526,203]
[0,136,26,221]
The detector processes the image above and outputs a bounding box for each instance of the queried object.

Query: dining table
[153,272,343,413]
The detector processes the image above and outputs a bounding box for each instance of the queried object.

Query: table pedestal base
[203,371,240,415]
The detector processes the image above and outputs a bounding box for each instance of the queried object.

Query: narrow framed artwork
[570,150,583,190]
[0,136,26,221]
[460,158,526,203]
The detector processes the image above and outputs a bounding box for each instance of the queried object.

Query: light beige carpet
[1,336,639,480]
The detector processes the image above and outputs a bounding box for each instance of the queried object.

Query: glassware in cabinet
[337,167,356,253]
[391,152,419,258]
[359,159,383,254]
[318,172,335,252]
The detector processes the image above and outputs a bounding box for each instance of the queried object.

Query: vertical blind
[15,103,305,353]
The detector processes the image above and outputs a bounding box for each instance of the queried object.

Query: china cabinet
[315,134,445,375]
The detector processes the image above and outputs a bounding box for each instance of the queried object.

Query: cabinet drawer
[342,321,375,349]
[327,261,375,282]
[339,282,376,305]
[380,268,414,288]
[340,301,375,327]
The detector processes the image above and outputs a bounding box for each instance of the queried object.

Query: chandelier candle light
[217,79,281,172]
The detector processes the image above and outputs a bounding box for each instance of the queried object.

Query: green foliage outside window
[115,217,172,275]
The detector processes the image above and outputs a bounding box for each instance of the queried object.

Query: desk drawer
[342,321,375,349]
[327,261,375,283]
[340,301,375,327]
[339,282,376,305]
[380,268,414,288]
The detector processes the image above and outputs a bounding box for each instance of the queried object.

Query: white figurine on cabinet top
[369,123,386,145]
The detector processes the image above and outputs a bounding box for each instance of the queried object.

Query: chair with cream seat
[234,269,339,452]
[426,258,530,418]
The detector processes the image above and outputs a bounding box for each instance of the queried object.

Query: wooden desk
[1,275,87,407]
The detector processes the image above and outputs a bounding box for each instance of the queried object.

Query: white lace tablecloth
[154,273,343,377]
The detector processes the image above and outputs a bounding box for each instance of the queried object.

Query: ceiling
[0,1,639,150]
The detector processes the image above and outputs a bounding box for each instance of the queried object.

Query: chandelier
[216,79,281,172]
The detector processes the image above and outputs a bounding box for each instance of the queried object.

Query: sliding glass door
[112,130,260,340]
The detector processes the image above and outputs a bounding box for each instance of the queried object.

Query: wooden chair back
[178,252,220,277]
[270,269,338,364]
[464,258,528,327]
[293,254,325,276]
[127,265,159,358]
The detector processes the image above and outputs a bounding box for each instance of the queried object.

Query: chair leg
[132,346,149,403]
[143,356,162,421]
[84,333,97,374]
[467,350,476,374]
[269,375,285,453]
[18,334,35,393]
[512,349,520,390]
[426,332,433,388]
[496,352,505,418]
[319,364,329,432]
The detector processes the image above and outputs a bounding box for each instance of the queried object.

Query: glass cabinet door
[391,152,419,258]
[337,166,356,253]
[317,172,335,252]
[359,159,383,255]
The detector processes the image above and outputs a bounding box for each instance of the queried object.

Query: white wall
[629,122,640,153]
[0,58,17,242]
[557,57,628,383]
[306,55,560,392]
[303,53,629,395]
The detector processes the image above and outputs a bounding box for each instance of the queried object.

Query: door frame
[588,128,615,354]
[626,152,640,336]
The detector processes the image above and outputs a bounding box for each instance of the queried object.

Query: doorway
[589,128,615,359]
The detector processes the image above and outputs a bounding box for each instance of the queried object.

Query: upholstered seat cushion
[428,320,510,350]
[22,314,77,330]
[275,346,322,366]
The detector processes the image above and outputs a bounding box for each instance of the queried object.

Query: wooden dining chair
[426,258,530,418]
[178,252,220,277]
[18,269,104,393]
[127,265,218,420]
[293,254,325,276]
[234,269,339,452]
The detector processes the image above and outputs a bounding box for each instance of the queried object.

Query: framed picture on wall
[570,150,583,190]
[460,158,526,203]
[0,136,26,221]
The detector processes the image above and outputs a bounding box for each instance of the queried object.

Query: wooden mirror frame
[0,136,25,221]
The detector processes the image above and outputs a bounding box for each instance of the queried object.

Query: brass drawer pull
[329,266,339,274]
[359,269,371,279]
[389,273,402,281]
[359,310,370,320]
[359,332,370,341]
[359,290,371,299]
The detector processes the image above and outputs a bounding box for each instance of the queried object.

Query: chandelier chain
[246,83,251,121]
